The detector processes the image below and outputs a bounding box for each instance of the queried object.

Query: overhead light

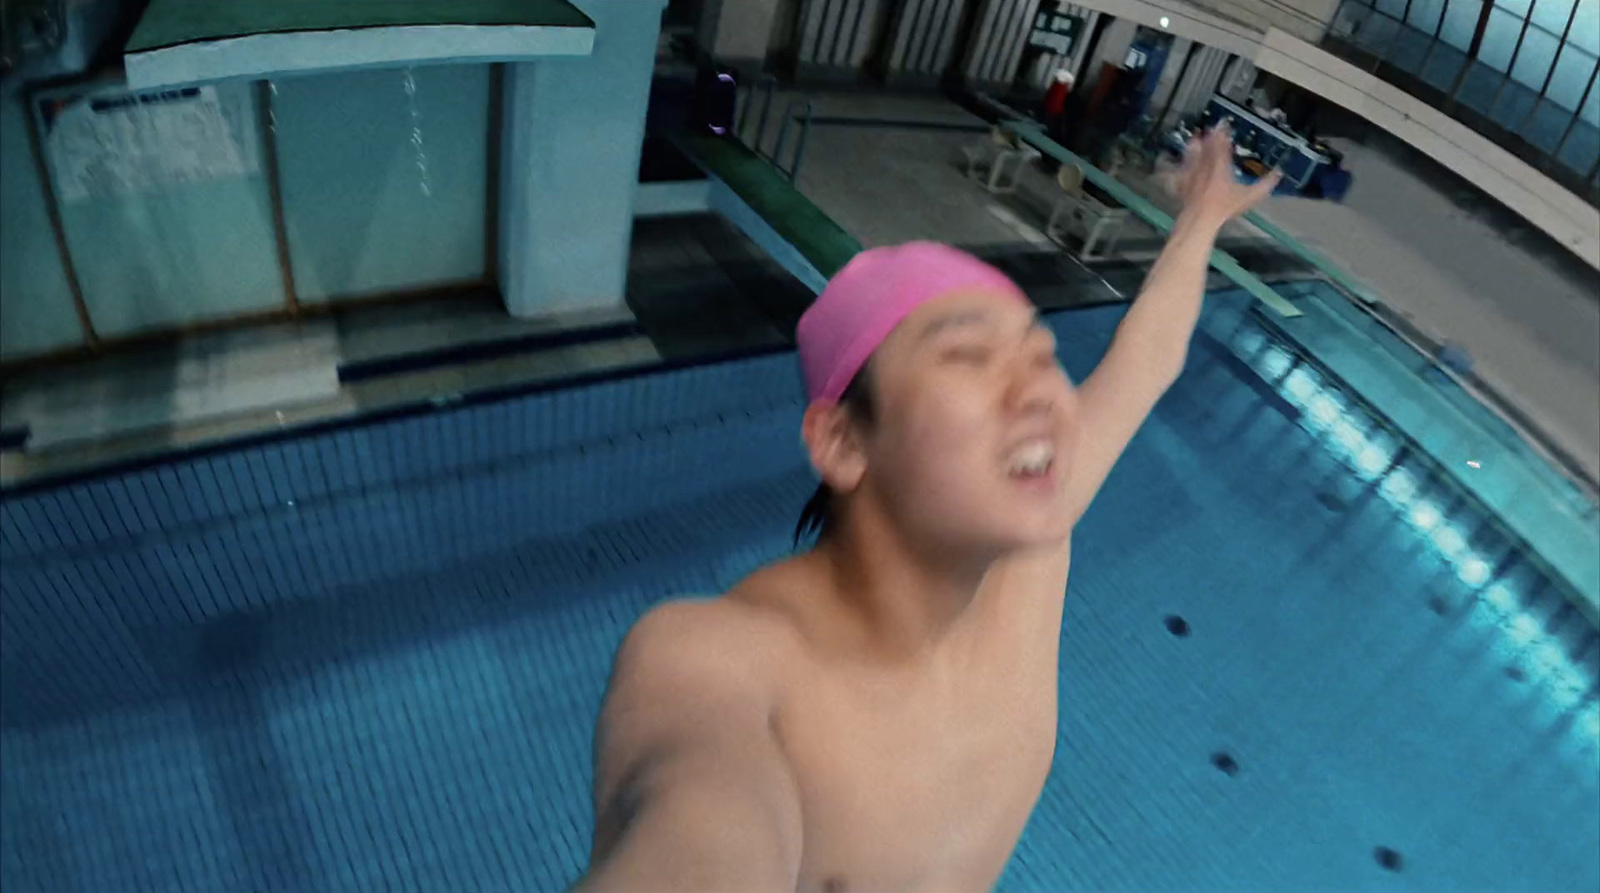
[1159,16,1170,28]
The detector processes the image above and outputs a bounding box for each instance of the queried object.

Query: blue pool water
[2,290,1596,892]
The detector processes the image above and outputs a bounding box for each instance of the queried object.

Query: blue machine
[1198,94,1333,193]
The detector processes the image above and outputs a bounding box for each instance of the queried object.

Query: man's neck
[812,515,995,661]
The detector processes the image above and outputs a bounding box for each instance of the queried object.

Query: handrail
[789,100,815,181]
[772,98,815,181]
[736,73,776,150]
[733,75,815,183]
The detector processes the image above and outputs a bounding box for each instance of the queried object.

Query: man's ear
[801,401,867,495]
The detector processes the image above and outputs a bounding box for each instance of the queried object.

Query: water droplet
[402,68,431,197]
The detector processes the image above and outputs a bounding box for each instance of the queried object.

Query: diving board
[672,131,862,293]
[124,0,595,89]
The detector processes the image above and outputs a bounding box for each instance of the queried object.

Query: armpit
[590,739,678,862]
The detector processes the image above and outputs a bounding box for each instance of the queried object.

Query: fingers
[1191,123,1229,177]
[1249,168,1284,202]
[1187,120,1228,157]
[1181,135,1204,174]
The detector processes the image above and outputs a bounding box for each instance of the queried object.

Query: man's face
[857,288,1079,553]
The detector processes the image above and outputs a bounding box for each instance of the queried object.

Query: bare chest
[776,649,1059,893]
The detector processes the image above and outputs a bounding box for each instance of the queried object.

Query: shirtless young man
[574,126,1279,892]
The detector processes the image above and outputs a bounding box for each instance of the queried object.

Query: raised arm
[573,601,803,893]
[987,128,1278,603]
[1062,124,1280,522]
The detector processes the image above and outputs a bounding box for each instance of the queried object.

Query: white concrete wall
[1185,0,1339,42]
[499,0,668,318]
[1060,0,1267,57]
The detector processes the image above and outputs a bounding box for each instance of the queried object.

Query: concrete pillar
[1066,10,1100,79]
[1148,37,1192,117]
[1168,45,1232,125]
[1087,17,1139,83]
[498,0,668,318]
[697,0,784,70]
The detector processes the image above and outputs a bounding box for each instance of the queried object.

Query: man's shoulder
[610,592,802,696]
[623,596,790,653]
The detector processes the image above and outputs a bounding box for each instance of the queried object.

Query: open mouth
[1005,440,1055,481]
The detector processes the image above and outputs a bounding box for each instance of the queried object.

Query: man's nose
[1004,355,1057,415]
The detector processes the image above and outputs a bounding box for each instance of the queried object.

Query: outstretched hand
[1173,123,1281,227]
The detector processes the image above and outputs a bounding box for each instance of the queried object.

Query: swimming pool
[1,287,1596,891]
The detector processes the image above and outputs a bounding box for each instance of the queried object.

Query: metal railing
[733,74,815,182]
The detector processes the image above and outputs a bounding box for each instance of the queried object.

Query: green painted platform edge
[976,99,1301,320]
[672,132,862,279]
[127,0,594,54]
[1270,292,1600,625]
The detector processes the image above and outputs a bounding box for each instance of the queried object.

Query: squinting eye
[942,346,992,364]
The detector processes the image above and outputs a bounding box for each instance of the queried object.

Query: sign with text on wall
[1027,12,1081,56]
[40,84,258,204]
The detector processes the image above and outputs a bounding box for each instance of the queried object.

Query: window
[1478,7,1526,70]
[1545,45,1597,107]
[1528,0,1575,35]
[1568,0,1600,53]
[1510,27,1560,87]
[1407,0,1448,32]
[1439,0,1484,50]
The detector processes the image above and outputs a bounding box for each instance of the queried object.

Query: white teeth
[1006,442,1054,475]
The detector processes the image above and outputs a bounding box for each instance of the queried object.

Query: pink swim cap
[796,242,1029,403]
